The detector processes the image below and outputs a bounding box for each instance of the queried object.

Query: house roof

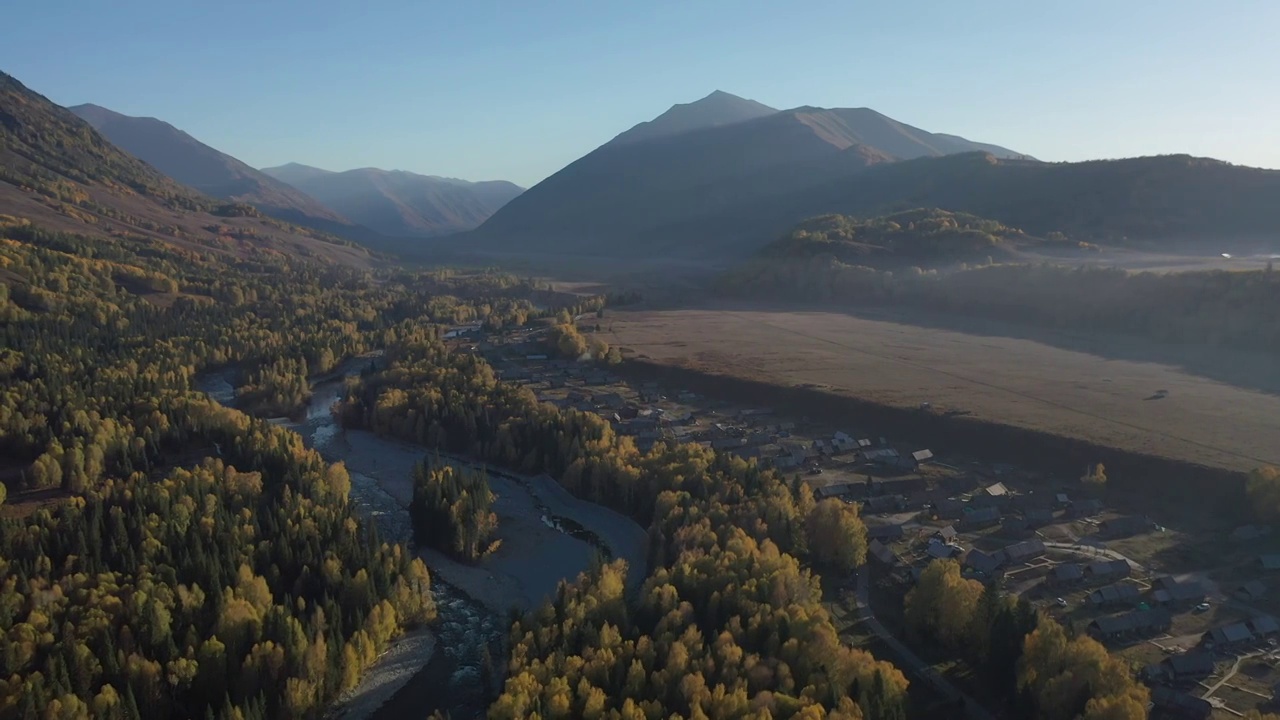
[911,449,934,463]
[1154,581,1205,604]
[1052,564,1084,582]
[1089,583,1141,605]
[965,550,1004,575]
[1249,616,1280,636]
[1089,608,1171,636]
[1086,559,1131,577]
[869,540,898,565]
[934,526,957,541]
[1150,686,1212,719]
[1165,652,1214,676]
[1209,623,1254,644]
[1002,539,1046,562]
[927,541,959,560]
[963,506,1001,523]
[866,523,904,540]
[984,482,1009,496]
[1240,580,1268,597]
[1261,555,1280,570]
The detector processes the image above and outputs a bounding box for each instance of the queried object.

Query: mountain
[67,104,355,231]
[262,164,524,238]
[708,152,1280,251]
[0,72,372,266]
[606,90,777,146]
[464,101,1026,259]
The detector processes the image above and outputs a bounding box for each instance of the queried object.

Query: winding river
[196,357,648,719]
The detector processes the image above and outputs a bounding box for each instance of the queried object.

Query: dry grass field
[606,304,1280,473]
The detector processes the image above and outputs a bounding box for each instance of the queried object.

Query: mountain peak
[605,90,778,147]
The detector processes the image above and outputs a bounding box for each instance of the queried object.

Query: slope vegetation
[262,163,523,238]
[776,152,1280,245]
[69,103,352,231]
[0,72,372,266]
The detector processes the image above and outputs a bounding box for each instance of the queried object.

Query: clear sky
[4,0,1277,187]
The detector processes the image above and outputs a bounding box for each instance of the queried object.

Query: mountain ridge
[463,99,1027,257]
[0,72,373,267]
[261,164,524,238]
[605,90,778,146]
[68,103,353,229]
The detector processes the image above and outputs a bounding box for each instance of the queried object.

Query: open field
[606,304,1280,474]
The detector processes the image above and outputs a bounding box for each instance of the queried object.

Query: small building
[1204,622,1254,648]
[862,448,900,465]
[862,495,904,514]
[1049,563,1085,587]
[932,499,966,521]
[899,449,934,470]
[1088,582,1142,607]
[1258,554,1280,571]
[964,550,1004,577]
[815,482,859,501]
[1151,580,1207,607]
[1236,580,1268,602]
[933,526,958,544]
[1100,515,1152,538]
[869,540,899,566]
[1149,686,1212,720]
[866,523,905,541]
[1087,608,1172,641]
[1086,559,1132,582]
[927,540,962,561]
[1001,539,1047,565]
[1164,652,1215,683]
[1248,616,1280,637]
[960,506,1002,529]
[983,482,1009,497]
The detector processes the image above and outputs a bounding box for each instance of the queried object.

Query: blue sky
[5,0,1277,187]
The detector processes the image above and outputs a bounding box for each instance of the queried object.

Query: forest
[725,244,1280,354]
[760,210,1031,266]
[410,461,499,562]
[0,215,565,719]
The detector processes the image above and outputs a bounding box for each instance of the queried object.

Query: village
[446,320,1280,720]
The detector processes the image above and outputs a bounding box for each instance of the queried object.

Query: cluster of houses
[1201,616,1279,650]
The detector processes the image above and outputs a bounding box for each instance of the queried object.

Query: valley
[2,18,1279,719]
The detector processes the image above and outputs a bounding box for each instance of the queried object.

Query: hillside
[731,152,1280,248]
[69,104,354,233]
[605,89,777,146]
[761,209,1034,265]
[463,98,1026,259]
[0,72,372,266]
[262,163,523,238]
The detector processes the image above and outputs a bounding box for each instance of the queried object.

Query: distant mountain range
[462,91,1032,258]
[68,104,357,233]
[260,163,523,238]
[0,72,373,266]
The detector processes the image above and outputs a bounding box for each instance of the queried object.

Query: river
[196,357,647,719]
